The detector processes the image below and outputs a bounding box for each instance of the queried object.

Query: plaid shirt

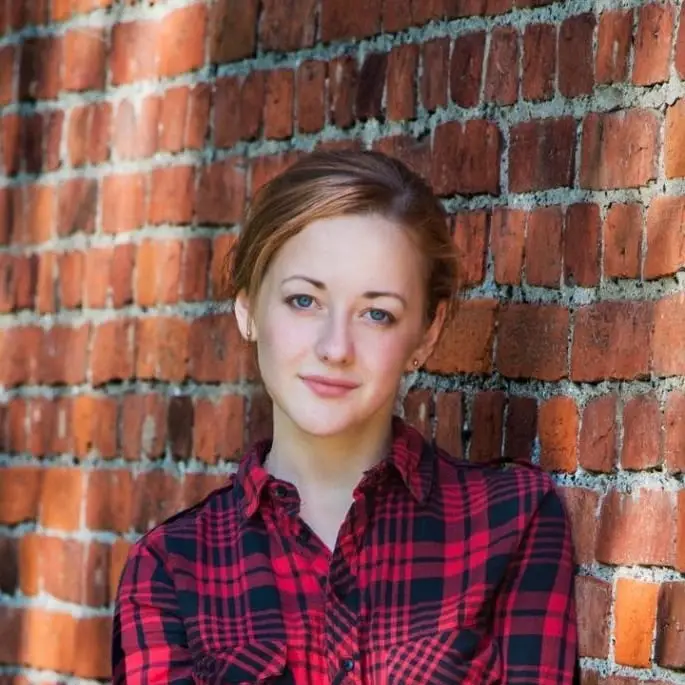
[112,416,578,685]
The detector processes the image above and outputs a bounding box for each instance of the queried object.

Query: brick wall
[0,0,684,682]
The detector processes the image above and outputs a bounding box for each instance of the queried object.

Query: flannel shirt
[112,416,578,684]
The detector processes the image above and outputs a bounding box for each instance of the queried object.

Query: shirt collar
[237,416,435,519]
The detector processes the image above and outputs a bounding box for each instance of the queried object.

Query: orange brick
[539,397,578,473]
[40,468,83,531]
[614,578,659,667]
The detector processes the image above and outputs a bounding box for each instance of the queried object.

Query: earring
[246,320,252,341]
[413,359,419,368]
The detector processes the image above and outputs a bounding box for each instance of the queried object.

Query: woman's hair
[224,150,459,328]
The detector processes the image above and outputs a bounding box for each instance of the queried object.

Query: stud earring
[413,359,419,368]
[246,321,252,341]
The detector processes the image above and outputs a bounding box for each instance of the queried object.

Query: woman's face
[236,214,445,439]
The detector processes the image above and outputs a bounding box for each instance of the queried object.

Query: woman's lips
[300,376,359,398]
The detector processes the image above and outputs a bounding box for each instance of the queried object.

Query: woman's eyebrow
[281,276,407,307]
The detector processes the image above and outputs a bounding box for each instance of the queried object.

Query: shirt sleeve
[492,486,579,684]
[111,540,194,685]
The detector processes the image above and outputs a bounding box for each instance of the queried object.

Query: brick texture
[0,2,683,683]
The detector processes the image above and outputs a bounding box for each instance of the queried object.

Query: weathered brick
[490,208,525,285]
[581,110,659,190]
[181,238,210,302]
[321,0,382,42]
[38,324,89,385]
[654,293,685,376]
[504,396,537,461]
[71,395,118,459]
[297,61,326,134]
[656,582,685,669]
[421,38,449,111]
[525,206,562,287]
[101,173,147,234]
[157,4,206,78]
[40,468,83,531]
[214,72,265,147]
[558,14,595,97]
[434,392,464,459]
[193,396,245,464]
[209,0,258,64]
[564,203,600,287]
[452,210,488,286]
[622,395,661,470]
[58,178,97,236]
[356,52,387,120]
[0,45,16,105]
[63,27,105,91]
[196,161,247,226]
[677,4,685,79]
[509,117,575,192]
[664,391,685,473]
[386,44,418,121]
[484,26,518,105]
[603,204,642,279]
[646,195,685,278]
[665,99,685,179]
[404,390,433,440]
[596,9,632,84]
[148,166,195,225]
[135,317,190,383]
[111,20,158,85]
[576,577,612,657]
[450,32,485,108]
[121,394,167,461]
[571,301,652,381]
[113,96,160,161]
[539,396,578,473]
[469,391,505,462]
[432,120,501,196]
[633,3,674,86]
[260,0,317,51]
[19,36,62,101]
[579,395,617,473]
[522,23,555,101]
[91,320,135,386]
[328,56,358,129]
[559,488,598,564]
[264,69,294,139]
[614,579,660,667]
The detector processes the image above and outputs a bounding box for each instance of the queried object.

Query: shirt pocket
[379,628,502,685]
[192,640,288,684]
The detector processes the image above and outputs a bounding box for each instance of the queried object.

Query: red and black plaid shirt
[113,416,578,684]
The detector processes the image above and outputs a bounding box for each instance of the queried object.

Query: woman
[112,151,578,684]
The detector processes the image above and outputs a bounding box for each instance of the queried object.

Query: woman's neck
[264,409,395,496]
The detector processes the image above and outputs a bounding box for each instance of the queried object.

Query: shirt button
[341,658,355,673]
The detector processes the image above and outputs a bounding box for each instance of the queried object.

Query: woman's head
[226,150,458,438]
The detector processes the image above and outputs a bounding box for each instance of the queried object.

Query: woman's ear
[234,291,256,342]
[407,301,448,370]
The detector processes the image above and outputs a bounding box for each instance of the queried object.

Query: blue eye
[366,309,395,324]
[287,295,315,309]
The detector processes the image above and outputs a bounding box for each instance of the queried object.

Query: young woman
[112,151,578,684]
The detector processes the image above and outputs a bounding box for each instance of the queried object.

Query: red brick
[209,0,258,64]
[452,210,488,286]
[0,45,16,105]
[159,84,210,153]
[432,120,500,196]
[372,135,431,182]
[22,183,54,245]
[260,0,316,51]
[679,490,685,571]
[410,0,444,24]
[678,4,685,79]
[597,489,675,566]
[1,113,20,176]
[496,304,569,381]
[297,61,326,134]
[40,468,83,531]
[214,73,265,147]
[434,391,464,458]
[113,96,160,160]
[0,255,33,312]
[85,470,133,534]
[136,239,182,306]
[664,391,685,473]
[38,324,89,385]
[36,252,56,313]
[579,395,617,473]
[111,20,158,84]
[421,38,449,112]
[445,0,513,16]
[19,36,62,101]
[450,31,485,107]
[0,467,42,524]
[603,204,642,279]
[83,245,134,309]
[148,166,195,225]
[250,151,302,195]
[509,117,575,192]
[0,326,41,387]
[615,579,659,667]
[504,396,537,461]
[132,471,183,533]
[91,320,135,386]
[596,10,632,84]
[387,44,418,121]
[181,238,210,302]
[66,102,111,166]
[193,396,245,464]
[427,299,497,375]
[264,69,294,139]
[168,396,195,459]
[558,14,595,97]
[656,582,685,668]
[72,395,118,460]
[576,576,612,658]
[7,399,27,453]
[158,4,206,78]
[321,0,382,42]
[74,617,112,678]
[0,536,18,595]
[525,206,562,287]
[539,397,578,473]
[581,110,659,190]
[489,208,525,285]
[196,161,246,225]
[522,24,555,101]
[189,315,255,382]
[44,109,64,171]
[633,3,674,86]
[356,52,387,120]
[559,487,598,564]
[484,26,518,105]
[24,397,62,456]
[121,393,167,461]
[665,99,685,179]
[58,178,97,236]
[404,389,433,440]
[647,196,685,279]
[622,395,660,470]
[564,203,600,287]
[469,391,505,462]
[101,173,147,234]
[110,539,131,599]
[327,56,359,129]
[135,317,189,382]
[63,27,105,91]
[654,293,685,376]
[571,301,652,381]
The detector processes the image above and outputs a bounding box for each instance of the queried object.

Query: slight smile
[300,375,360,398]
